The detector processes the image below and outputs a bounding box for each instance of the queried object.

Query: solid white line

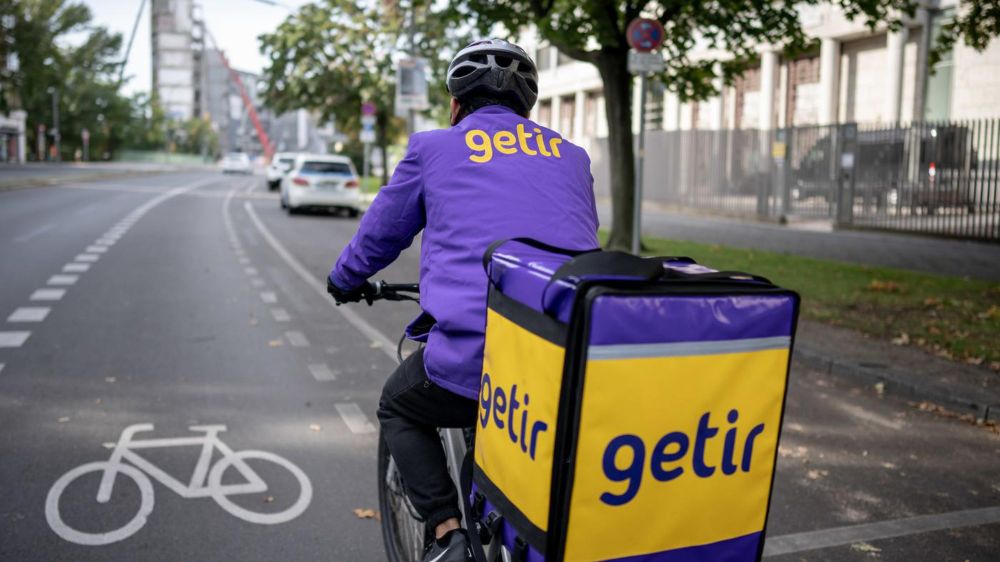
[243,200,397,360]
[85,245,108,253]
[47,275,78,286]
[308,363,336,381]
[31,289,66,301]
[335,403,376,434]
[0,331,31,348]
[63,263,90,273]
[271,308,291,322]
[75,254,100,262]
[285,331,309,347]
[8,307,50,322]
[763,505,1000,556]
[260,291,277,304]
[14,223,55,243]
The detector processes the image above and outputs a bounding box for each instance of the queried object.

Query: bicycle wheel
[208,450,313,525]
[45,461,154,546]
[378,432,426,562]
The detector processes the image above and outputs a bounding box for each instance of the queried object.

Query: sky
[83,0,313,97]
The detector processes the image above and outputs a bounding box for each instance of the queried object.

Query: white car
[220,152,252,174]
[265,152,297,190]
[280,154,362,217]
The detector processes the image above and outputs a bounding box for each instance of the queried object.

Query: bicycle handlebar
[369,281,419,302]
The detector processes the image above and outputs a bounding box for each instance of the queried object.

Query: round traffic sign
[626,18,665,53]
[361,102,376,116]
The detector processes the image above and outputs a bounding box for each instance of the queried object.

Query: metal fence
[593,119,1000,242]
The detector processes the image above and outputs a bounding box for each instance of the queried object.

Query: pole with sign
[360,102,376,185]
[626,18,665,255]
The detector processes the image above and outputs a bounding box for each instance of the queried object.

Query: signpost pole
[632,72,647,255]
[362,142,370,184]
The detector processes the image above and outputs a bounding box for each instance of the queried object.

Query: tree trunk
[377,108,390,187]
[596,49,636,252]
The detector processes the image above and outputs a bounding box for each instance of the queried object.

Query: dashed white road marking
[31,289,66,301]
[285,331,309,347]
[75,254,100,263]
[0,363,4,374]
[96,238,116,245]
[63,263,91,273]
[250,278,266,288]
[243,201,397,360]
[14,223,55,243]
[85,245,109,253]
[0,331,31,348]
[308,363,336,381]
[260,292,277,304]
[8,307,51,322]
[244,267,258,276]
[271,308,291,322]
[335,403,376,434]
[47,275,78,286]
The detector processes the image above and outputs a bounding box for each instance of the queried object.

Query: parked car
[280,154,361,216]
[220,152,252,174]
[265,152,297,190]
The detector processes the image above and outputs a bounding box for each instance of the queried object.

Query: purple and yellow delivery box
[472,239,800,562]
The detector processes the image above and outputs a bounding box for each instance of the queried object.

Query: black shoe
[421,529,472,562]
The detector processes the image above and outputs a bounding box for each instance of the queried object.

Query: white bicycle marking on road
[46,423,313,546]
[335,403,377,434]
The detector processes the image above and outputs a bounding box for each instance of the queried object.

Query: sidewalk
[597,201,1000,281]
[0,162,212,191]
[794,320,999,422]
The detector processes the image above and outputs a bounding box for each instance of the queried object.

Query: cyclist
[327,38,598,562]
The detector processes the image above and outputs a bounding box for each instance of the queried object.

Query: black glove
[327,278,376,305]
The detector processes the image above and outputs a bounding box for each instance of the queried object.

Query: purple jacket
[330,105,599,399]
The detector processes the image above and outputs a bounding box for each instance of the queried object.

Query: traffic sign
[361,102,376,116]
[626,18,665,53]
[628,51,664,74]
[361,115,376,127]
[360,129,376,144]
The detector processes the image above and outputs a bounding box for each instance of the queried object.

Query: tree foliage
[258,0,465,183]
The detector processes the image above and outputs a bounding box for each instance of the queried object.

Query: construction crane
[203,27,275,161]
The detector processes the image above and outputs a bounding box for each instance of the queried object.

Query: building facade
[523,1,1000,145]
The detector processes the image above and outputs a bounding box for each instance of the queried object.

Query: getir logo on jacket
[465,124,563,163]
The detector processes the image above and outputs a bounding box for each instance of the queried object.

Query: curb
[0,169,171,192]
[793,345,998,423]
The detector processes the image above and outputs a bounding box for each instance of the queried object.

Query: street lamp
[47,86,60,162]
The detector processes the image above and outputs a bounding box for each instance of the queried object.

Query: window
[924,9,954,121]
[560,96,576,136]
[536,45,556,71]
[583,91,601,137]
[538,99,553,128]
[557,49,574,66]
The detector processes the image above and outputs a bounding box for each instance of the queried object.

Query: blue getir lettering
[480,373,548,460]
[600,409,765,506]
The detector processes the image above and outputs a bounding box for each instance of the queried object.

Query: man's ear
[450,98,462,126]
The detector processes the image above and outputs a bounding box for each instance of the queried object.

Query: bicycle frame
[97,423,266,503]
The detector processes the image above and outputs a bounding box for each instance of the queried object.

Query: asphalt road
[1,172,997,561]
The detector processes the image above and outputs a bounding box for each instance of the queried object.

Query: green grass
[361,176,381,194]
[599,231,1000,367]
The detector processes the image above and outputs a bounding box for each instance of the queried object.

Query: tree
[258,0,463,185]
[457,0,998,250]
[2,0,133,160]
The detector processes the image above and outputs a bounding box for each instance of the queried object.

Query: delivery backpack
[466,238,800,562]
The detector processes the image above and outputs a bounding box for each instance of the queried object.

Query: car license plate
[319,181,340,190]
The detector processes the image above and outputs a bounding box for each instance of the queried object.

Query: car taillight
[928,162,936,179]
[292,177,309,186]
[345,179,359,188]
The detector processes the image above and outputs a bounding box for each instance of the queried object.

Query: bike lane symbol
[45,423,313,546]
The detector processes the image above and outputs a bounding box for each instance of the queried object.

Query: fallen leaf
[309,424,322,432]
[891,333,910,346]
[353,508,376,519]
[881,462,898,470]
[250,319,258,326]
[923,297,941,307]
[105,377,116,383]
[851,542,882,553]
[806,469,828,480]
[265,496,274,503]
[868,279,901,293]
[57,417,70,423]
[874,382,885,396]
[965,356,985,366]
[94,398,102,404]
[268,339,283,347]
[369,341,382,349]
[990,362,1000,372]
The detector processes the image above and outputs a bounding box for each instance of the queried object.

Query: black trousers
[377,348,478,531]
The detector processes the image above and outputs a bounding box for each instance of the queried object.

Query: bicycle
[367,282,510,562]
[45,423,312,546]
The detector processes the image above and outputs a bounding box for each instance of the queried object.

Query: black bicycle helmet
[446,38,539,114]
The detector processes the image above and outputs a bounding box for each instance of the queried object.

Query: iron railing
[592,119,1000,242]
